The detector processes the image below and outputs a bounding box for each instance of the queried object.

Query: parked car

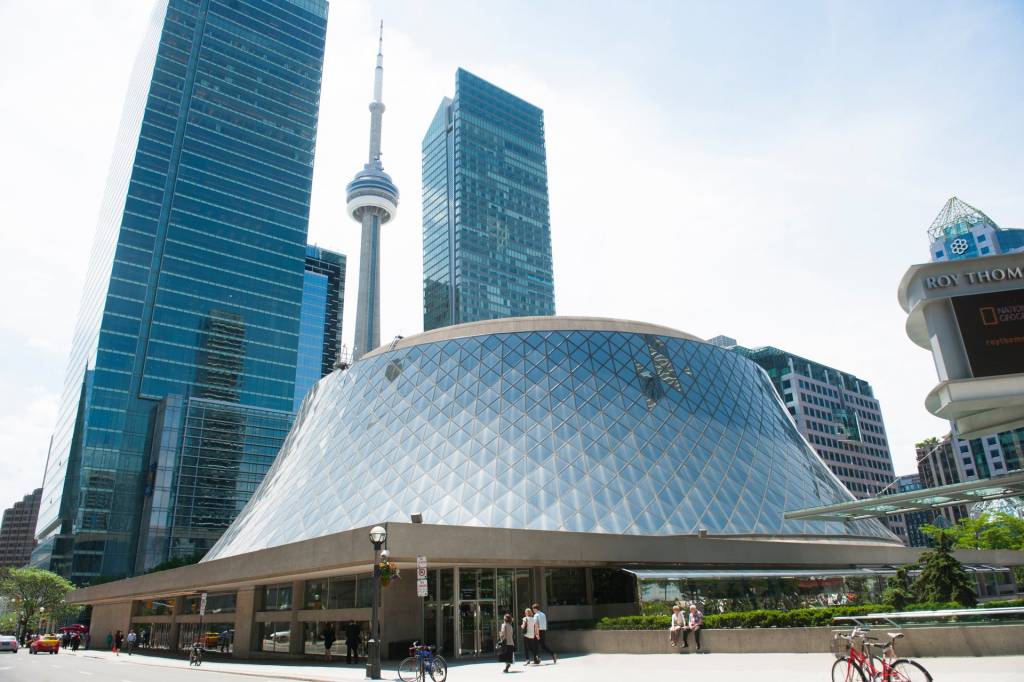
[0,635,18,653]
[30,634,60,654]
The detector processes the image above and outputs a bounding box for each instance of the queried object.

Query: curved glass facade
[207,323,895,560]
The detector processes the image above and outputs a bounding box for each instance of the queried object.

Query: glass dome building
[207,316,894,561]
[72,318,1022,660]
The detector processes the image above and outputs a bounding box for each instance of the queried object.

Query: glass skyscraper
[295,246,346,411]
[422,69,555,331]
[34,0,329,582]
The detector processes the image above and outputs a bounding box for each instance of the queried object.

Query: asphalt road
[0,649,286,682]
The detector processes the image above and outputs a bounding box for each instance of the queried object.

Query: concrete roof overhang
[784,470,1024,522]
[68,523,1023,607]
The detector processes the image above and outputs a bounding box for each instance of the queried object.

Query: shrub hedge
[594,599,1024,630]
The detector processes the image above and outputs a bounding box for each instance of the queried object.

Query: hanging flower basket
[379,560,400,587]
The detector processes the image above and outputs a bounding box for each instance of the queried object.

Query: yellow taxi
[30,634,60,654]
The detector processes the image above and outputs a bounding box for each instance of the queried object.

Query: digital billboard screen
[951,288,1024,378]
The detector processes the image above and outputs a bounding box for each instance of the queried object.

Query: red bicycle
[832,628,932,682]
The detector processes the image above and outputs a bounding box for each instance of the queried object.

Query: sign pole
[416,556,428,643]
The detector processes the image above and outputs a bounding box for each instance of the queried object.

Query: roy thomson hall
[69,318,1024,659]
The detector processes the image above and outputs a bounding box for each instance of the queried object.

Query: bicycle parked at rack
[832,628,931,682]
[398,641,447,682]
[189,640,203,667]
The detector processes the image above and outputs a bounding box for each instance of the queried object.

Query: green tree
[144,553,204,574]
[922,511,1024,583]
[911,533,977,607]
[0,567,78,635]
[881,566,915,610]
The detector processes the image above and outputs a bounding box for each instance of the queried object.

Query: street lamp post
[367,525,387,680]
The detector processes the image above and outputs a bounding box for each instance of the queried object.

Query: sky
[0,0,1022,514]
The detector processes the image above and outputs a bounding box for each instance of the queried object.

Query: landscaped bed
[592,598,1024,630]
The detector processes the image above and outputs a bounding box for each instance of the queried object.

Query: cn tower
[347,22,399,360]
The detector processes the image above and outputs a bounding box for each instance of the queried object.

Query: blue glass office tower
[34,0,329,582]
[422,69,555,332]
[294,246,346,411]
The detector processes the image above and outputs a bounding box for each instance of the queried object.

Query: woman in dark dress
[498,613,515,673]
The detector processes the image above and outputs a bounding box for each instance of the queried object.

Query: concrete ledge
[548,624,1024,657]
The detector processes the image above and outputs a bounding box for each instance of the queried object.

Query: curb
[77,650,365,682]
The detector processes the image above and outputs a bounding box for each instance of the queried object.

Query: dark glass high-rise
[34,0,330,582]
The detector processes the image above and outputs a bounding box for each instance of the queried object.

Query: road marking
[80,672,94,676]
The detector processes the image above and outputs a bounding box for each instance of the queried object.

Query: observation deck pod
[346,163,399,222]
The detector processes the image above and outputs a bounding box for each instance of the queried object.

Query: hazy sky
[1,0,1022,513]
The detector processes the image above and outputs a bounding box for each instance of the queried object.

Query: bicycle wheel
[889,659,932,682]
[832,657,868,682]
[429,655,447,682]
[867,655,885,681]
[398,656,419,682]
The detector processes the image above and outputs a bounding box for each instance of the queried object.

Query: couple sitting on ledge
[669,603,704,651]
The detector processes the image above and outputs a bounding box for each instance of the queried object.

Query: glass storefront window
[305,580,327,609]
[131,622,171,649]
[262,584,292,611]
[183,592,235,615]
[134,597,175,616]
[460,569,478,600]
[328,576,356,608]
[636,575,888,614]
[178,622,233,652]
[441,569,454,601]
[299,620,369,657]
[355,574,374,608]
[478,569,495,600]
[545,568,587,606]
[258,621,290,653]
[592,569,636,604]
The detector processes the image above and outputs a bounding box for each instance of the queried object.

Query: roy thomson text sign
[925,264,1024,290]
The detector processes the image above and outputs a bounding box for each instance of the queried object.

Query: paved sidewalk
[73,649,1024,681]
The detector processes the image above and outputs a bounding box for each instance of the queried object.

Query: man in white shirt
[531,603,557,664]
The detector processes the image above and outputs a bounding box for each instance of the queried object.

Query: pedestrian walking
[520,608,539,665]
[344,620,361,664]
[498,613,515,673]
[126,629,137,655]
[113,630,124,656]
[323,622,336,662]
[531,603,557,663]
[141,629,149,648]
[71,632,81,652]
[682,603,703,651]
[669,604,685,647]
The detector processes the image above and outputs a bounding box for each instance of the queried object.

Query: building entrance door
[457,600,496,656]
